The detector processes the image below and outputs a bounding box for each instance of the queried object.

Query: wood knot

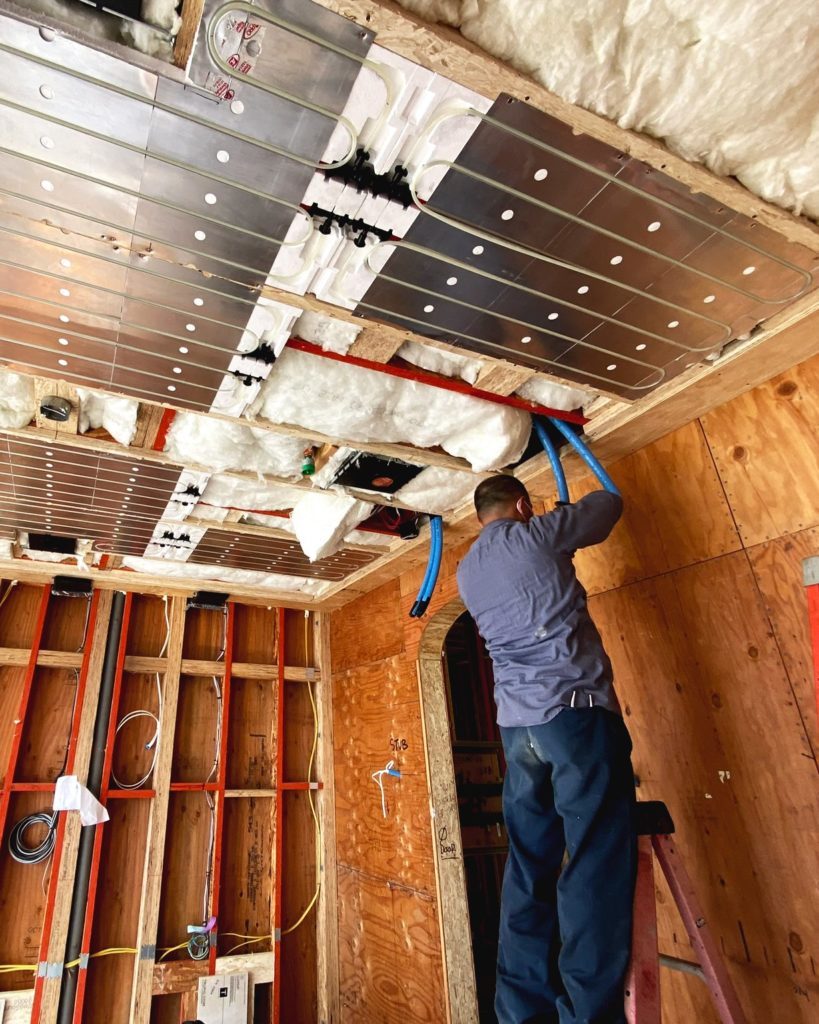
[776,380,798,398]
[675,682,683,693]
[732,446,747,462]
[789,931,804,953]
[747,645,759,660]
[711,693,722,708]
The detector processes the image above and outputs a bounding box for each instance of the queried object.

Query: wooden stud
[474,361,536,397]
[152,950,276,995]
[173,0,205,69]
[129,596,188,1024]
[314,614,340,1024]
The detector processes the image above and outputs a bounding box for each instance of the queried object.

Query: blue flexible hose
[533,420,569,503]
[410,515,443,617]
[548,417,621,496]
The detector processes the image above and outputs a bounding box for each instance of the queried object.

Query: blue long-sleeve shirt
[456,491,623,727]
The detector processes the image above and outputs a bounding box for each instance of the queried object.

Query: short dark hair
[474,475,530,520]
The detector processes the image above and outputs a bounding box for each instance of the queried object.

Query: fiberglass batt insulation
[0,371,35,429]
[248,348,531,472]
[397,0,819,220]
[77,389,139,447]
[290,492,375,561]
[165,412,307,479]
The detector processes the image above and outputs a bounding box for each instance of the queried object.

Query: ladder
[625,802,747,1024]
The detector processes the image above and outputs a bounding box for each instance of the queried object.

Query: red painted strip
[9,782,56,792]
[279,781,323,791]
[0,585,50,841]
[273,607,286,1024]
[624,835,660,1024]
[170,781,220,792]
[287,337,588,425]
[106,789,156,799]
[208,603,234,973]
[32,592,99,1023]
[152,408,177,452]
[807,585,819,729]
[73,592,133,1024]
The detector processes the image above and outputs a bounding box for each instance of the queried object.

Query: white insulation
[0,371,35,429]
[165,413,306,479]
[515,376,589,413]
[290,492,374,561]
[122,556,328,595]
[397,340,483,385]
[77,389,139,446]
[249,348,531,473]
[397,0,819,220]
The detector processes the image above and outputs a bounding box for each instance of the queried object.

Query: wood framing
[129,596,187,1023]
[417,598,479,1024]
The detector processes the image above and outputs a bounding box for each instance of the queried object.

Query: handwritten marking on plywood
[701,353,819,546]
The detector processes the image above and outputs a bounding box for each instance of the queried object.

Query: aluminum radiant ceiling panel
[0,4,370,410]
[189,530,377,582]
[360,96,819,398]
[0,435,181,556]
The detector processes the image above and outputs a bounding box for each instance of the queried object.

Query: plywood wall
[328,351,819,1023]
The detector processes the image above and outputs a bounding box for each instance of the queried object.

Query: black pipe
[57,591,126,1024]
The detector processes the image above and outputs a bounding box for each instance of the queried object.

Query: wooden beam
[475,361,536,397]
[122,654,320,681]
[314,614,340,1024]
[129,596,187,1024]
[0,647,84,668]
[316,0,819,253]
[0,558,322,608]
[38,592,114,1024]
[173,0,204,69]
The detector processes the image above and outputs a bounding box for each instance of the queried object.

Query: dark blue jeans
[496,708,637,1024]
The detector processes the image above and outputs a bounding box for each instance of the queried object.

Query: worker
[457,474,636,1024]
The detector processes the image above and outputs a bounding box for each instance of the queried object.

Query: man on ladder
[458,473,634,1024]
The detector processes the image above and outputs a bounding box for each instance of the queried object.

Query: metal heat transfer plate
[360,95,818,399]
[0,435,181,556]
[189,530,378,582]
[0,4,370,410]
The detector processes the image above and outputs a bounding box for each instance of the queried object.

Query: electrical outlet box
[196,972,249,1024]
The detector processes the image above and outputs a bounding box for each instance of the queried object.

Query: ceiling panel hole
[742,265,756,275]
[167,384,176,392]
[39,85,54,100]
[58,337,68,346]
[547,312,558,321]
[521,335,532,344]
[204,193,218,205]
[59,314,69,322]
[131,466,139,472]
[667,320,679,328]
[423,303,434,313]
[40,179,54,192]
[178,346,189,354]
[609,255,623,265]
[533,168,548,181]
[59,258,71,268]
[194,230,207,241]
[40,136,54,150]
[59,288,70,297]
[647,221,661,232]
[703,294,716,303]
[606,363,617,371]
[57,358,67,366]
[635,343,647,351]
[172,367,182,374]
[230,100,244,115]
[185,323,196,332]
[472,245,484,255]
[446,276,458,286]
[193,297,204,306]
[501,209,515,221]
[577,285,589,294]
[216,150,230,163]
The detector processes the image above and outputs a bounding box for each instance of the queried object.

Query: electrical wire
[110,597,170,790]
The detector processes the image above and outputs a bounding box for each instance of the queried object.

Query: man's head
[474,475,533,526]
